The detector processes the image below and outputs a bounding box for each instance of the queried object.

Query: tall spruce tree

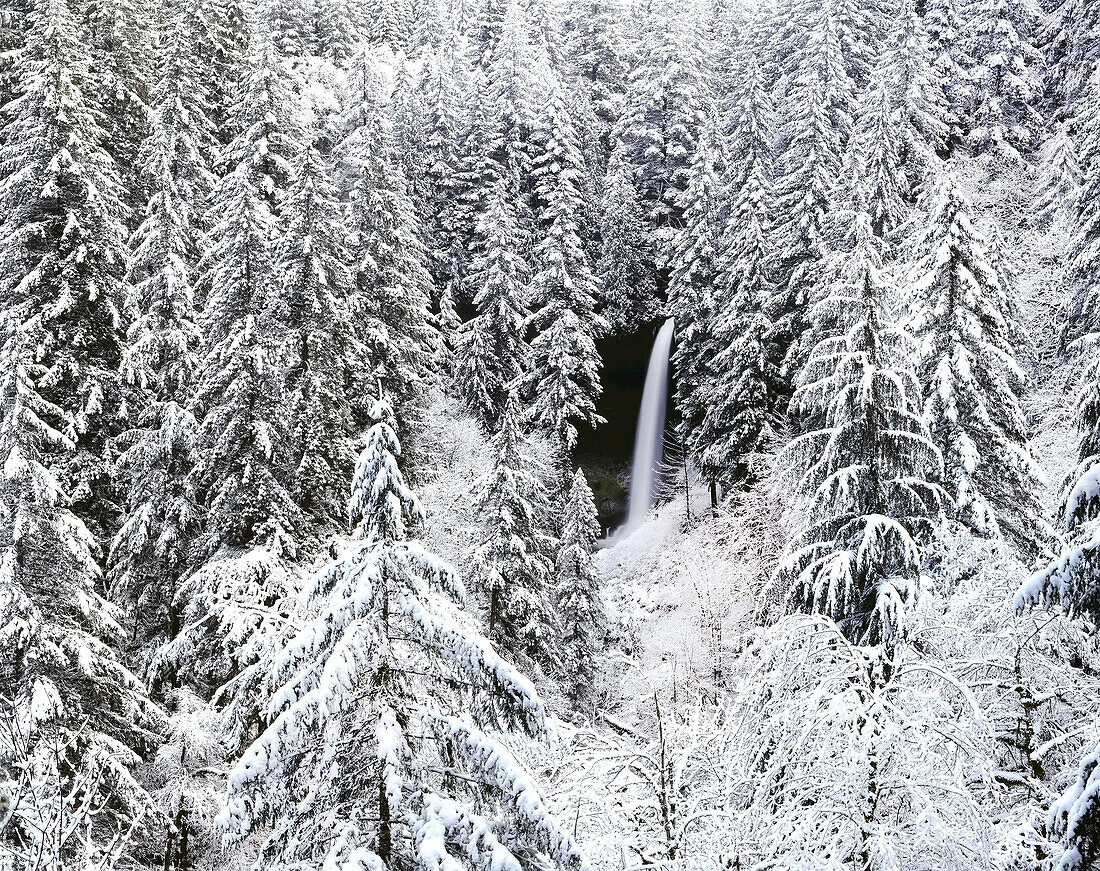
[906,172,1049,555]
[669,116,725,485]
[597,145,659,334]
[698,56,779,495]
[472,391,559,671]
[615,0,710,267]
[770,1,854,376]
[556,468,604,714]
[453,179,530,428]
[0,0,130,538]
[109,4,218,640]
[276,133,359,528]
[219,394,585,870]
[963,0,1044,159]
[0,315,164,868]
[771,223,946,649]
[522,80,606,466]
[341,55,439,445]
[190,168,296,555]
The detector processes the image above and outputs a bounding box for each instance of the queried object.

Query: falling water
[622,318,675,533]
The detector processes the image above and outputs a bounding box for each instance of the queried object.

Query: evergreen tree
[219,394,585,870]
[193,0,251,140]
[563,0,628,170]
[1063,70,1100,348]
[770,2,854,375]
[109,5,218,640]
[413,49,463,294]
[522,80,606,464]
[341,55,439,441]
[260,0,317,57]
[190,168,296,554]
[846,75,907,240]
[485,0,542,207]
[219,22,303,215]
[556,468,604,714]
[79,0,152,210]
[276,132,359,527]
[963,0,1044,159]
[697,58,779,494]
[0,316,162,867]
[0,0,130,538]
[923,0,968,149]
[883,0,950,181]
[771,223,946,648]
[597,145,659,334]
[669,116,725,482]
[472,392,559,671]
[453,179,530,428]
[615,0,710,266]
[906,172,1049,555]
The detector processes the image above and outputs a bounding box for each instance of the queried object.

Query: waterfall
[622,318,675,533]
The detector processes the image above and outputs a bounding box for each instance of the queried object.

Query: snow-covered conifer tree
[189,168,296,555]
[218,21,303,214]
[342,54,439,443]
[276,132,359,527]
[522,80,606,465]
[696,57,779,495]
[556,468,604,714]
[563,0,627,169]
[771,223,945,648]
[668,116,725,483]
[219,394,586,870]
[414,49,463,294]
[963,0,1044,159]
[110,4,218,639]
[615,0,710,265]
[906,172,1049,555]
[883,1,950,183]
[0,0,130,537]
[0,313,163,867]
[453,179,530,428]
[597,146,659,334]
[846,75,906,240]
[770,2,854,374]
[472,391,560,671]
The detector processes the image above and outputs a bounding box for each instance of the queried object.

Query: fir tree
[78,0,152,210]
[615,0,710,265]
[697,58,779,494]
[109,6,217,640]
[556,468,604,714]
[906,172,1049,555]
[341,54,439,442]
[219,22,303,214]
[453,179,530,428]
[0,0,130,537]
[0,310,163,867]
[522,80,607,464]
[771,223,946,649]
[963,0,1044,159]
[770,1,854,376]
[276,133,359,527]
[669,116,725,483]
[883,1,950,181]
[219,394,586,870]
[472,392,560,671]
[597,146,659,334]
[190,168,296,554]
[846,75,906,240]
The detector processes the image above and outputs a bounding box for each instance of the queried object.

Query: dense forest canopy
[1,0,1100,868]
